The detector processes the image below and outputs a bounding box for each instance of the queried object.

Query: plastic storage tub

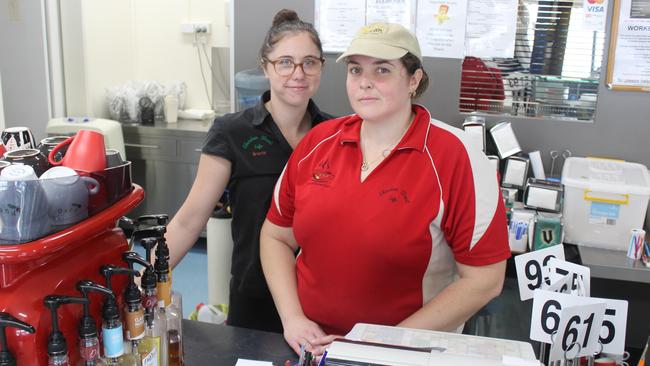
[234,68,269,111]
[561,157,650,250]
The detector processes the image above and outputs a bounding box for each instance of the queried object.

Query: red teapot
[48,130,107,173]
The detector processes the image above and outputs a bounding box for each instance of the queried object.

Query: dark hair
[401,53,429,99]
[258,9,323,65]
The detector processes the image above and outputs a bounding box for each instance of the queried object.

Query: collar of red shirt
[338,104,432,152]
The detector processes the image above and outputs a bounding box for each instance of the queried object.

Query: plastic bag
[106,81,187,123]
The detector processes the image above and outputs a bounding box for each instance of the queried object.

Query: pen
[317,350,328,366]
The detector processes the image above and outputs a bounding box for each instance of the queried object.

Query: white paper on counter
[235,359,273,366]
[315,0,366,53]
[465,0,518,58]
[416,0,469,59]
[366,0,417,31]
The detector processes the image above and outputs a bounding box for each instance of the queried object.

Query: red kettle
[48,130,107,173]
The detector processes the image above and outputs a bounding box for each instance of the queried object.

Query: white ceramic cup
[40,166,100,229]
[0,164,38,181]
[0,165,50,242]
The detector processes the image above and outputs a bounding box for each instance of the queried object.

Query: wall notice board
[606,0,650,91]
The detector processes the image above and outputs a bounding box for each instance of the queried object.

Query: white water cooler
[45,117,126,159]
[207,210,233,306]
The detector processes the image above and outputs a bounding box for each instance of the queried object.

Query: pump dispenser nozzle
[44,295,88,358]
[0,313,35,366]
[76,280,114,339]
[99,265,139,322]
[130,225,166,254]
[136,214,169,227]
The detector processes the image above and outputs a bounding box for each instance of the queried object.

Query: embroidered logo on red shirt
[379,187,410,204]
[311,159,335,185]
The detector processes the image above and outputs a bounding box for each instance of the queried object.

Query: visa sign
[583,0,607,30]
[587,5,605,12]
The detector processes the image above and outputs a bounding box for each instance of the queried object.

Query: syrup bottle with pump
[136,215,182,320]
[136,238,165,366]
[76,280,115,366]
[152,226,183,366]
[99,265,140,366]
[0,312,35,366]
[121,252,156,362]
[44,295,89,366]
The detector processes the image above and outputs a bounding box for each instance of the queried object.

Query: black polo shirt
[202,91,333,298]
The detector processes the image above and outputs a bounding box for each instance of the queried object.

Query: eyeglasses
[263,57,324,76]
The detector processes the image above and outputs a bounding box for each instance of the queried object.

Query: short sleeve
[266,155,297,227]
[442,146,510,266]
[202,117,234,161]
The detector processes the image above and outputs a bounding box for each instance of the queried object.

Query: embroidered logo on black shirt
[242,135,274,157]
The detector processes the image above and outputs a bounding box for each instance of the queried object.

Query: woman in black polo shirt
[165,9,333,333]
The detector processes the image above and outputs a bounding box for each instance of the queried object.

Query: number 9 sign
[515,245,565,301]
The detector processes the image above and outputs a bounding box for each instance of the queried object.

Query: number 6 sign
[531,290,629,355]
[549,303,606,362]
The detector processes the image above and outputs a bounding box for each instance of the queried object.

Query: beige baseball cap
[336,22,422,63]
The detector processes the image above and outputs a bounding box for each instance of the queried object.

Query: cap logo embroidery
[361,24,386,35]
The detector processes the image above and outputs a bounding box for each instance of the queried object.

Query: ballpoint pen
[317,350,328,366]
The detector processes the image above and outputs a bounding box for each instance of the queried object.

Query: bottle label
[102,325,124,358]
[142,293,158,309]
[156,279,172,307]
[79,341,100,360]
[141,347,159,366]
[125,308,146,340]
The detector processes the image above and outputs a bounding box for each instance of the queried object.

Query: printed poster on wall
[366,0,417,31]
[416,0,469,58]
[465,0,518,58]
[315,0,367,53]
[609,0,650,88]
[583,0,609,31]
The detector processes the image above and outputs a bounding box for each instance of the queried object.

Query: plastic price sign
[515,245,565,301]
[598,299,628,355]
[530,290,628,355]
[546,273,573,294]
[547,257,591,297]
[549,303,606,362]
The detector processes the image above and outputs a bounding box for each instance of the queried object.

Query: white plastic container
[561,157,650,251]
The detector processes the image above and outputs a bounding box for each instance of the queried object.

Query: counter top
[121,118,215,134]
[579,245,650,283]
[184,319,295,365]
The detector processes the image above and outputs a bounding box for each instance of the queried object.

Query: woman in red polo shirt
[260,22,510,355]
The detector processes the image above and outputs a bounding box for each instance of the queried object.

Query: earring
[409,90,415,98]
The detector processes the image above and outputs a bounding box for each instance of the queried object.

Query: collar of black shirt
[250,90,332,127]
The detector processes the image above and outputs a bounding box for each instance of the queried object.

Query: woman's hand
[283,315,327,355]
[307,334,341,357]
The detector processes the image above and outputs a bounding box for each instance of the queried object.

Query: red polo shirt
[267,105,510,335]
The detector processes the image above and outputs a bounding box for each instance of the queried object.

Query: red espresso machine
[0,174,143,366]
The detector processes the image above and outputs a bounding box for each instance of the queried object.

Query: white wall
[0,72,5,130]
[67,0,229,118]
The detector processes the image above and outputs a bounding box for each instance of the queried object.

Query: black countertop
[183,319,296,365]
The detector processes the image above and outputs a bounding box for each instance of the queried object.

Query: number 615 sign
[530,290,629,355]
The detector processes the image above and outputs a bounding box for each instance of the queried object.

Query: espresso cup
[3,148,50,176]
[0,164,38,181]
[105,149,124,168]
[39,136,70,163]
[1,127,36,151]
[0,168,51,243]
[40,166,100,229]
